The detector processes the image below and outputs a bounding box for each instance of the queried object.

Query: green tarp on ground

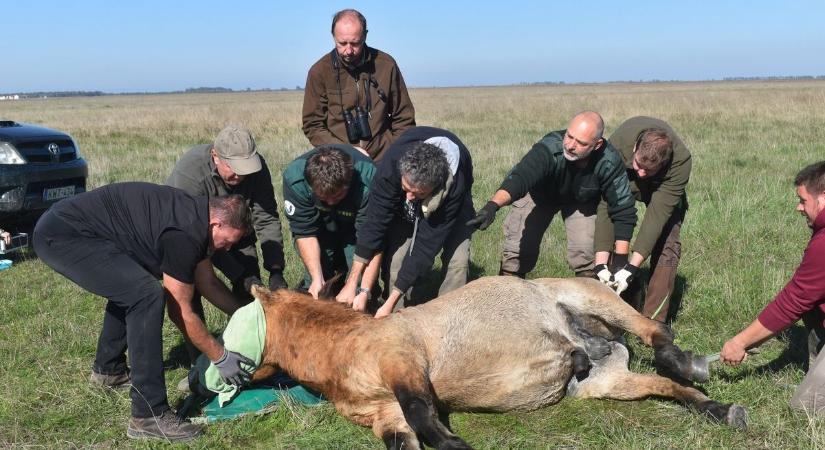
[187,383,325,424]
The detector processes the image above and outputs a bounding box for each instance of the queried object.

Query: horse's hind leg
[541,278,673,346]
[571,359,747,429]
[542,278,706,382]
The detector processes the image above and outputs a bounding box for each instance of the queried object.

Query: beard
[563,148,583,161]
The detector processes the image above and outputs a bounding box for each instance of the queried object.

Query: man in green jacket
[282,144,379,304]
[593,116,692,322]
[301,9,416,161]
[467,111,637,278]
[167,126,287,302]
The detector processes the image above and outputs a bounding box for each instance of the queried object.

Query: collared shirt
[282,144,375,240]
[499,130,637,243]
[594,116,692,258]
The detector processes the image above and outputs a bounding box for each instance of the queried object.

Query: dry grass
[2,80,825,448]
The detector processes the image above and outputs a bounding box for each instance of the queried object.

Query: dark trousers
[33,211,168,418]
[622,210,683,322]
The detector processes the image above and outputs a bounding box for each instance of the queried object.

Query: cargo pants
[500,193,596,277]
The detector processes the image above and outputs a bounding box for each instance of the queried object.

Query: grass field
[2,80,825,448]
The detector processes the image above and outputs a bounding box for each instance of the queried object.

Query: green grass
[2,81,825,448]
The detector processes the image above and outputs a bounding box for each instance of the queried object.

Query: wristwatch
[356,287,370,296]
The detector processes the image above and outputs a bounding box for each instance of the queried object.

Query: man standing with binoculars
[302,9,416,161]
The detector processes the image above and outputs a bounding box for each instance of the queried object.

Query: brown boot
[127,410,203,442]
[89,370,131,391]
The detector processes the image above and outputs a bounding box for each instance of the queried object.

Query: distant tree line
[2,86,305,98]
[184,87,233,93]
[6,91,106,98]
[6,75,825,98]
[524,75,825,86]
[721,75,825,81]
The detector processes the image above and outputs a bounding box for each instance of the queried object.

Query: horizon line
[3,75,825,97]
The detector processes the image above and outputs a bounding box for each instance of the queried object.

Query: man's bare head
[331,9,367,65]
[562,111,605,161]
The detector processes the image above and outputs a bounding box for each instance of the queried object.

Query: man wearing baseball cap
[167,126,286,363]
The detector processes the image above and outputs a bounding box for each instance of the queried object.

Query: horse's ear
[251,284,270,301]
[318,272,344,300]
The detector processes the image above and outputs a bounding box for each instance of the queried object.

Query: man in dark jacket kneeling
[336,127,474,317]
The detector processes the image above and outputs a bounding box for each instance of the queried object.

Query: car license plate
[43,185,75,201]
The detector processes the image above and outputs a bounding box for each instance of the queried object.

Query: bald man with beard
[467,111,637,279]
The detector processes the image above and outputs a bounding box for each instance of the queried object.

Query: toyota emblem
[47,143,60,155]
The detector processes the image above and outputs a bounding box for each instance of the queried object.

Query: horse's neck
[265,300,365,377]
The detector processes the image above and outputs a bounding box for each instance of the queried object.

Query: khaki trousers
[791,338,825,414]
[500,193,596,277]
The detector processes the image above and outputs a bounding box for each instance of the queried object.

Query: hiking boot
[127,410,203,442]
[89,370,131,391]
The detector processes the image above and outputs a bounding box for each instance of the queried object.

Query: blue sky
[2,0,824,93]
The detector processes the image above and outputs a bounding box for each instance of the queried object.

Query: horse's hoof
[726,404,748,429]
[688,353,711,383]
[585,336,612,360]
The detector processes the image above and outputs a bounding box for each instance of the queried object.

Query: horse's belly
[432,354,571,412]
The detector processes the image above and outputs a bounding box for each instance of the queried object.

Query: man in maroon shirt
[721,160,825,412]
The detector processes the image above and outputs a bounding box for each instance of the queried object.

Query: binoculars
[342,106,372,143]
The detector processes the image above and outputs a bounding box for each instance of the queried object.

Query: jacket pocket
[577,186,600,203]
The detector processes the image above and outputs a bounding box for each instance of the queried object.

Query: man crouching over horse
[248,276,746,449]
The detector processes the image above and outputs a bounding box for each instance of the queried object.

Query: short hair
[794,160,825,194]
[331,9,367,37]
[305,146,354,197]
[398,142,450,191]
[634,128,673,170]
[209,194,252,234]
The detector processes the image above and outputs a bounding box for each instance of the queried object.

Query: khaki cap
[214,126,261,175]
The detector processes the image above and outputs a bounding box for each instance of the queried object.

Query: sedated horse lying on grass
[249,276,746,449]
